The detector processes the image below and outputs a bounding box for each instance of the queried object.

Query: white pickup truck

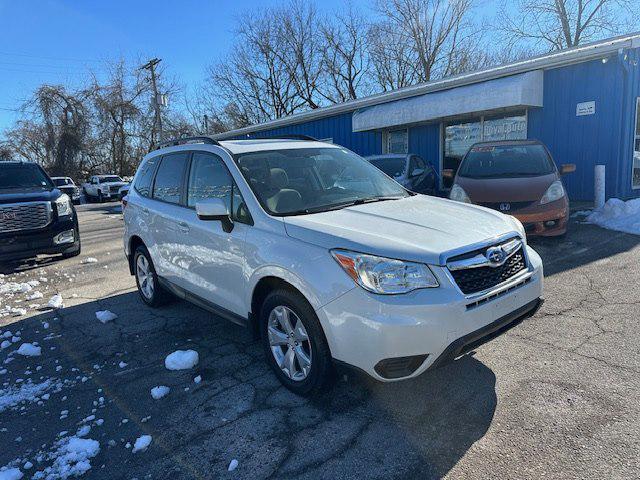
[82,175,129,203]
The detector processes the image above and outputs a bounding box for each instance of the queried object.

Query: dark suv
[0,161,81,264]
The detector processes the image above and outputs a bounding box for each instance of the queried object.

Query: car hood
[0,188,61,205]
[455,173,557,202]
[283,195,519,266]
[101,181,128,188]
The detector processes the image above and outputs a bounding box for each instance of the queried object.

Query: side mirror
[441,169,455,179]
[196,198,233,232]
[410,168,425,178]
[560,164,576,175]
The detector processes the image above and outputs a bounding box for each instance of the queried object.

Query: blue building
[215,33,640,202]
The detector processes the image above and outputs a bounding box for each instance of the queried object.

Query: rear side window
[134,157,159,198]
[153,153,188,204]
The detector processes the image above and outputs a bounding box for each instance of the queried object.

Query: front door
[177,151,251,317]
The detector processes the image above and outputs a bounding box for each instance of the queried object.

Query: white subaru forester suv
[123,136,543,395]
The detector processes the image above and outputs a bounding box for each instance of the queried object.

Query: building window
[633,98,640,188]
[443,111,527,188]
[385,129,408,154]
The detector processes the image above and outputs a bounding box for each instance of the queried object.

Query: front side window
[458,144,555,179]
[0,164,53,190]
[152,153,188,204]
[188,152,251,224]
[236,147,408,216]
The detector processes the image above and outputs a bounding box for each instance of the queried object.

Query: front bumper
[317,245,543,382]
[0,216,79,262]
[512,198,569,237]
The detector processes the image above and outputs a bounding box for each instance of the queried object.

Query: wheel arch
[127,235,146,275]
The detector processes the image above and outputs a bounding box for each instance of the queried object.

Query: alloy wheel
[267,305,312,381]
[136,254,154,300]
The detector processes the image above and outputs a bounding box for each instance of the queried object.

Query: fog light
[544,220,557,227]
[54,229,75,245]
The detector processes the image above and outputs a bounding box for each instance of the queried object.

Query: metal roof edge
[213,32,640,139]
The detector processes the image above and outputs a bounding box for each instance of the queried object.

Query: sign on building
[576,101,595,116]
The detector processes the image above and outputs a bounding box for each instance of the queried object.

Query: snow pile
[587,198,640,235]
[228,459,239,471]
[0,379,53,413]
[32,436,100,480]
[47,294,64,309]
[0,283,32,295]
[0,468,23,480]
[81,258,98,264]
[165,350,199,370]
[132,435,152,453]
[16,343,41,357]
[26,291,44,301]
[95,310,117,324]
[150,386,170,400]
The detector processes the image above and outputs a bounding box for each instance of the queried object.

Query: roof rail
[247,134,318,141]
[155,136,221,150]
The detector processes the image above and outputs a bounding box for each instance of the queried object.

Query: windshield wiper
[283,196,403,216]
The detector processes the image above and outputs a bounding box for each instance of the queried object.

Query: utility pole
[203,114,209,134]
[140,58,163,145]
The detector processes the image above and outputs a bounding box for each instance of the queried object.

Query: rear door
[147,152,190,285]
[175,151,252,317]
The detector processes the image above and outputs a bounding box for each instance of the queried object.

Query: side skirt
[157,277,249,328]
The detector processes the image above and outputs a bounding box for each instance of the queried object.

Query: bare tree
[374,0,482,85]
[368,21,419,91]
[321,6,372,102]
[499,0,639,51]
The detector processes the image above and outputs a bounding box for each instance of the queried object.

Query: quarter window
[152,153,188,204]
[187,152,252,224]
[134,156,159,198]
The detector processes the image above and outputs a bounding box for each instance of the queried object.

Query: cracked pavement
[0,203,639,479]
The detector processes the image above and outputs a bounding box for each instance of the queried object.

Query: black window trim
[150,151,190,206]
[184,150,254,226]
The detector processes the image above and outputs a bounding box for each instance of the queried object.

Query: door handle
[178,221,190,233]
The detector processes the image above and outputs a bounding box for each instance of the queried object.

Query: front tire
[134,245,171,307]
[97,190,104,203]
[260,288,334,396]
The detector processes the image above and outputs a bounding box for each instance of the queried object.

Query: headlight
[55,194,72,217]
[331,249,439,294]
[540,180,565,204]
[511,216,527,242]
[449,184,471,203]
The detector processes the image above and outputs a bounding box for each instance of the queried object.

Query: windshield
[53,177,74,186]
[236,147,409,215]
[458,144,555,178]
[369,157,406,177]
[0,163,53,190]
[100,176,123,183]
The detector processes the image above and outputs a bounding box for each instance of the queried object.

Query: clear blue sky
[0,0,497,132]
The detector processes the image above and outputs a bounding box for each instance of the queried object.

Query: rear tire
[260,288,334,396]
[133,245,171,307]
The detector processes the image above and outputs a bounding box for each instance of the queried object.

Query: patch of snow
[32,436,100,480]
[164,350,199,370]
[0,283,32,295]
[1,341,10,350]
[118,362,127,369]
[587,198,640,234]
[131,435,152,453]
[22,463,32,470]
[95,310,117,324]
[0,468,23,480]
[0,379,53,412]
[76,425,91,437]
[150,386,170,400]
[81,258,98,264]
[228,459,239,471]
[16,344,41,357]
[26,291,43,301]
[193,375,202,384]
[47,295,64,309]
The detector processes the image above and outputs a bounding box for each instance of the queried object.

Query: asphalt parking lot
[1,203,639,479]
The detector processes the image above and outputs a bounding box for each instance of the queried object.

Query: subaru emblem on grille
[499,203,511,211]
[485,246,506,265]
